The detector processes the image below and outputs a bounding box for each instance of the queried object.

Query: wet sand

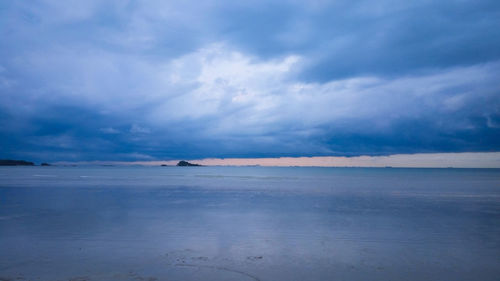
[1,166,499,280]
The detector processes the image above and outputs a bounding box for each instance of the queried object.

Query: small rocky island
[176,160,202,166]
[0,159,35,166]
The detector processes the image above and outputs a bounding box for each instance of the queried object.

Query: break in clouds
[1,0,500,161]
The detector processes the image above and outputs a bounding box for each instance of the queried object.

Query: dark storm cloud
[210,1,500,80]
[0,0,499,162]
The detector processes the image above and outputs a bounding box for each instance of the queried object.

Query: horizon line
[52,152,500,168]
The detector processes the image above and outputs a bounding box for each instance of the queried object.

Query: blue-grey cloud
[0,0,499,162]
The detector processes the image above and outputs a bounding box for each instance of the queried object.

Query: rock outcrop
[176,160,201,166]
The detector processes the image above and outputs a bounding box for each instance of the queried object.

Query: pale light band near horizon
[56,152,500,168]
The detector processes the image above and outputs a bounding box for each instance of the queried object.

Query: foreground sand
[1,166,499,280]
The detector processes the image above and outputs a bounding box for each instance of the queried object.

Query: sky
[1,0,500,164]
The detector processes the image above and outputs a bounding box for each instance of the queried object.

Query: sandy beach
[1,166,499,281]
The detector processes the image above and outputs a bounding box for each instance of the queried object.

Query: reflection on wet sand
[1,167,499,281]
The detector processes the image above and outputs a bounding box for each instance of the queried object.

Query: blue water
[1,166,499,281]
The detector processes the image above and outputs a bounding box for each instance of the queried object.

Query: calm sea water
[1,166,499,281]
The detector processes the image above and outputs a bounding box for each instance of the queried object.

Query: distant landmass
[176,160,202,166]
[0,159,35,166]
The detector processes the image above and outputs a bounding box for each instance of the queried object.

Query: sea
[1,166,499,281]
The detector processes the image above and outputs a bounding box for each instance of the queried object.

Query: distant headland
[0,159,35,166]
[176,160,202,167]
[0,159,53,166]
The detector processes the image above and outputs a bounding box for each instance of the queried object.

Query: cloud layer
[1,1,499,161]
